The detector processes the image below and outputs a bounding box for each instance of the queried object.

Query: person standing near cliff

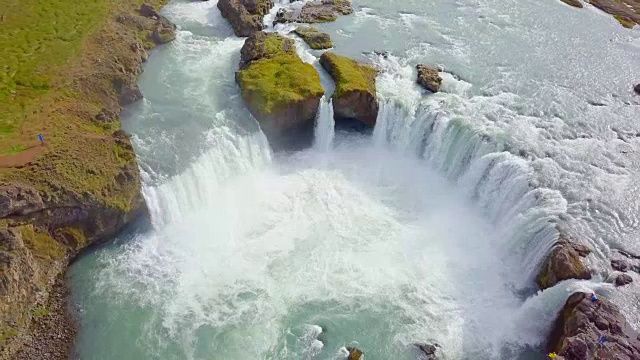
[38,134,44,145]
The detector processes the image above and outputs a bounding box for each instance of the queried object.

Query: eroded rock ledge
[217,0,274,36]
[319,52,378,129]
[549,292,640,359]
[0,2,174,358]
[537,239,592,290]
[236,32,324,150]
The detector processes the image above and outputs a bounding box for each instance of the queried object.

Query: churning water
[69,0,640,359]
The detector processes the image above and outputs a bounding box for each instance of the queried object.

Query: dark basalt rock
[611,259,629,272]
[274,0,353,24]
[549,292,640,359]
[217,0,273,36]
[615,273,633,286]
[634,84,640,95]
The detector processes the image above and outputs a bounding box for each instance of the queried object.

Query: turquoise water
[69,0,640,359]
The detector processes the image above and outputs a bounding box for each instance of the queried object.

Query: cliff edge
[0,0,174,358]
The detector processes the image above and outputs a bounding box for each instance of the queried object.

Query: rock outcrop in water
[0,1,171,358]
[217,0,273,36]
[416,64,442,93]
[559,0,639,28]
[294,26,333,49]
[347,347,364,360]
[236,32,324,150]
[548,292,640,359]
[634,84,640,95]
[319,52,378,128]
[537,240,592,289]
[274,0,353,24]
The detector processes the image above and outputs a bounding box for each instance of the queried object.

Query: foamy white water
[69,0,640,359]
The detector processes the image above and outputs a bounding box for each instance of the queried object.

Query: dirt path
[0,143,46,168]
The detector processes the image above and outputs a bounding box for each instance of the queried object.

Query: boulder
[537,240,591,290]
[634,84,640,95]
[139,3,159,18]
[218,0,273,37]
[319,52,378,127]
[560,0,583,7]
[611,259,629,272]
[615,273,633,286]
[293,26,333,49]
[416,65,442,93]
[347,347,364,360]
[548,292,640,359]
[236,32,324,150]
[0,185,45,218]
[415,343,439,359]
[150,16,177,45]
[275,0,353,24]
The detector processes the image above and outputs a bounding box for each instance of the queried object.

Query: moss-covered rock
[319,52,378,127]
[218,0,273,37]
[294,26,333,50]
[537,239,591,290]
[236,32,324,150]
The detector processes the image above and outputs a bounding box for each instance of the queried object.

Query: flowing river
[69,0,640,359]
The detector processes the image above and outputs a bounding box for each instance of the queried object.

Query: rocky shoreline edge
[0,1,175,358]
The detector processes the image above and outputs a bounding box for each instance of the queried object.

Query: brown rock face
[347,347,364,360]
[217,0,273,37]
[588,0,639,27]
[611,259,629,272]
[416,65,442,93]
[615,273,633,286]
[549,292,640,359]
[0,185,45,218]
[275,0,353,24]
[236,32,324,150]
[319,52,378,128]
[537,240,591,289]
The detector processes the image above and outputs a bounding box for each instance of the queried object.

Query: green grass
[0,145,28,156]
[19,225,64,260]
[237,54,324,114]
[320,53,377,98]
[0,0,111,138]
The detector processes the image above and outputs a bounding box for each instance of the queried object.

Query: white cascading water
[314,97,335,152]
[69,0,640,359]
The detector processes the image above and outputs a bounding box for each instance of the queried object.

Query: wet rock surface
[416,64,442,93]
[319,52,378,127]
[549,292,640,359]
[235,32,324,150]
[347,347,364,360]
[275,0,353,24]
[217,0,273,36]
[294,26,333,49]
[537,240,592,289]
[614,273,633,286]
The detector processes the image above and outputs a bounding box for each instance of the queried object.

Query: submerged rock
[414,343,439,359]
[548,292,640,358]
[319,52,378,128]
[275,0,353,24]
[347,347,364,360]
[611,259,629,272]
[634,83,640,95]
[218,0,273,36]
[416,64,442,93]
[236,32,324,150]
[537,240,591,290]
[615,273,633,286]
[293,26,333,49]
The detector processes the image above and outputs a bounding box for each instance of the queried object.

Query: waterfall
[373,99,566,288]
[313,96,335,152]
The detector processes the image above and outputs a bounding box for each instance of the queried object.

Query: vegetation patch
[237,55,324,115]
[18,225,64,261]
[320,52,377,98]
[614,15,636,28]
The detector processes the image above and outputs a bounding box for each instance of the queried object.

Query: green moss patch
[18,225,64,260]
[320,52,377,98]
[237,55,324,115]
[294,27,333,50]
[614,15,636,28]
